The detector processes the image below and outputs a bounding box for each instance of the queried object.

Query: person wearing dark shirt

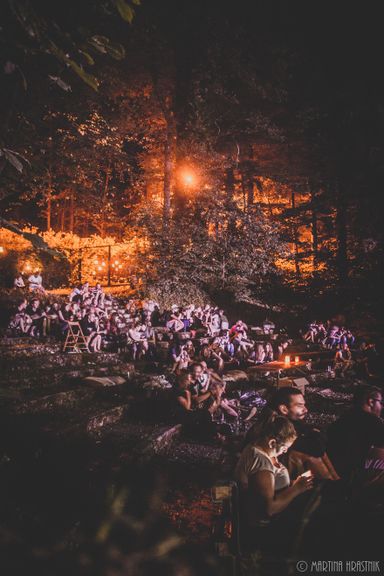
[251,387,339,480]
[327,385,384,480]
[26,298,47,337]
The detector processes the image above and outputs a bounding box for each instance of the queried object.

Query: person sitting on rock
[250,387,339,481]
[28,270,45,293]
[8,299,30,335]
[166,311,185,333]
[172,372,227,443]
[247,343,266,366]
[128,320,149,360]
[26,298,47,337]
[334,342,353,377]
[13,273,25,289]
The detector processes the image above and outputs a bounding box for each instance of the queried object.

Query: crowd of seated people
[7,284,293,366]
[302,319,378,378]
[303,319,356,349]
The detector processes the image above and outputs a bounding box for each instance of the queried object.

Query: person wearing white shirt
[28,271,45,292]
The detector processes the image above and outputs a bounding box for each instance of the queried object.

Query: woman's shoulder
[241,444,275,470]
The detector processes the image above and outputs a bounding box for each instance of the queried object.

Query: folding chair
[63,321,89,353]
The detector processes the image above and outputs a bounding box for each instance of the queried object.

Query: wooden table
[248,360,308,387]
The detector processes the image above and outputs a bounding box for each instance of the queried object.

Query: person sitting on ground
[172,372,227,442]
[199,343,224,374]
[150,305,162,327]
[189,362,211,397]
[189,362,213,406]
[92,283,105,307]
[334,342,353,377]
[166,311,185,333]
[235,413,314,545]
[219,309,229,331]
[251,387,339,481]
[303,321,318,343]
[208,307,221,336]
[247,343,266,366]
[13,273,25,289]
[26,298,47,337]
[327,385,384,481]
[276,338,289,360]
[172,342,191,373]
[46,302,65,336]
[324,325,342,349]
[8,299,30,335]
[128,320,149,360]
[28,270,45,293]
[264,342,274,363]
[69,284,83,303]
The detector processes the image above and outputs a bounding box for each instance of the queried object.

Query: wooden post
[78,248,82,284]
[107,245,111,287]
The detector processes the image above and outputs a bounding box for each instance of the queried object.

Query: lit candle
[295,355,300,364]
[284,355,290,366]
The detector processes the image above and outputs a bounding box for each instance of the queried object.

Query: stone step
[0,347,130,370]
[0,361,135,390]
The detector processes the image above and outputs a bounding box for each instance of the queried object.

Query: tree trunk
[47,193,52,231]
[100,164,110,238]
[163,111,175,229]
[60,203,65,232]
[69,189,75,233]
[335,180,348,285]
[310,185,319,274]
[46,169,53,231]
[291,191,301,278]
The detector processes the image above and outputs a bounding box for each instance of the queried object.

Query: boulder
[83,375,126,387]
[222,370,248,384]
[142,375,173,390]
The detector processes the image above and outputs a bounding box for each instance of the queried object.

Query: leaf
[49,75,72,92]
[88,35,109,54]
[79,50,95,66]
[48,41,99,90]
[1,148,24,172]
[105,42,126,61]
[114,0,135,23]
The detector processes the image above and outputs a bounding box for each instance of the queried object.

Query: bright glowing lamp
[180,167,197,188]
[284,355,290,367]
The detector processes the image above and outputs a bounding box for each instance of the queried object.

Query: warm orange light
[295,356,300,364]
[284,355,290,366]
[179,167,197,188]
[0,246,4,254]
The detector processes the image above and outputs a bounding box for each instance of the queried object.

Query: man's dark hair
[268,387,303,411]
[189,362,203,373]
[353,385,381,408]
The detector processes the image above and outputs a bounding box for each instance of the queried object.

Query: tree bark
[335,180,348,285]
[310,184,319,274]
[291,191,301,278]
[100,163,110,238]
[163,109,175,229]
[69,189,75,233]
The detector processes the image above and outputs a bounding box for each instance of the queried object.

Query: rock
[142,375,172,390]
[222,370,248,384]
[86,404,129,434]
[83,375,126,387]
